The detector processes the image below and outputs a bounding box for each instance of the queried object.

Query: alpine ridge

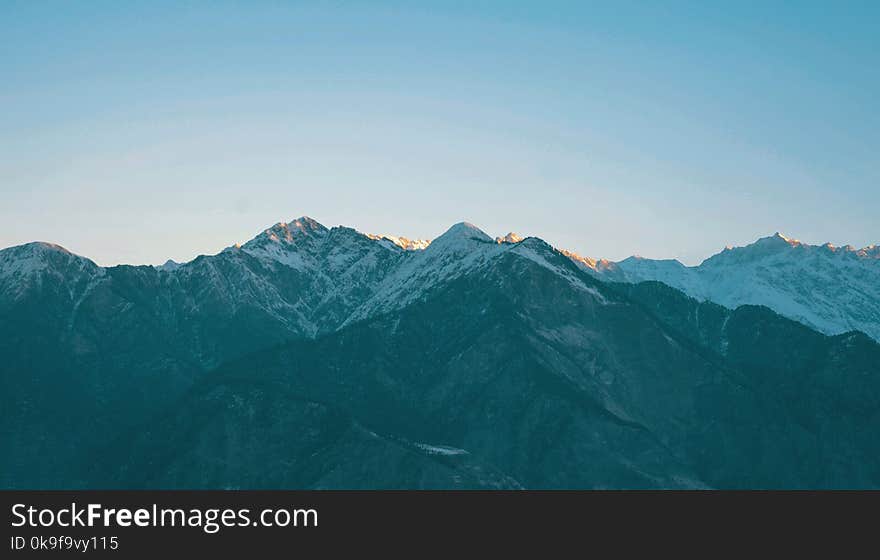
[568,232,880,341]
[1,217,879,489]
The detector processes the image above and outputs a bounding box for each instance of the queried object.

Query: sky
[1,1,878,266]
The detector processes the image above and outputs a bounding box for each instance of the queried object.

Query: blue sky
[2,1,877,265]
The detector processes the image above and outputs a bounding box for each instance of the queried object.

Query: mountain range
[1,217,878,488]
[567,232,880,341]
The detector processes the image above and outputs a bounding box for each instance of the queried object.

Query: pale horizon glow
[2,2,877,266]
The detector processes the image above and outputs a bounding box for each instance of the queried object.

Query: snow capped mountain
[0,217,605,345]
[347,223,611,325]
[4,217,880,489]
[495,232,524,244]
[237,216,331,269]
[341,222,497,324]
[200,218,409,336]
[366,234,431,251]
[570,232,880,341]
[0,241,103,301]
[3,219,877,342]
[562,249,625,281]
[0,242,97,279]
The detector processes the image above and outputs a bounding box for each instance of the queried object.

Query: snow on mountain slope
[562,249,626,282]
[0,242,104,301]
[508,238,607,301]
[495,232,523,244]
[616,257,707,298]
[366,234,431,251]
[343,223,607,325]
[0,242,98,280]
[206,217,409,334]
[342,222,504,325]
[0,217,605,340]
[5,219,876,342]
[238,216,331,269]
[569,232,880,341]
[0,218,409,343]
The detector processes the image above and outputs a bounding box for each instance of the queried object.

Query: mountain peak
[288,216,327,234]
[0,241,99,282]
[559,248,597,269]
[706,233,880,263]
[701,232,804,266]
[0,241,91,263]
[420,223,493,254]
[775,232,801,245]
[249,216,328,246]
[495,232,524,244]
[597,231,880,340]
[10,241,75,256]
[756,232,802,248]
[436,222,491,242]
[367,234,431,251]
[158,259,182,271]
[859,245,880,258]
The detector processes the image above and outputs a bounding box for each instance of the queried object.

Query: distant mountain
[568,233,880,341]
[2,219,879,488]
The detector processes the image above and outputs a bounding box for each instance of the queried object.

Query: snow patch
[495,232,523,244]
[367,234,431,251]
[415,443,468,456]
